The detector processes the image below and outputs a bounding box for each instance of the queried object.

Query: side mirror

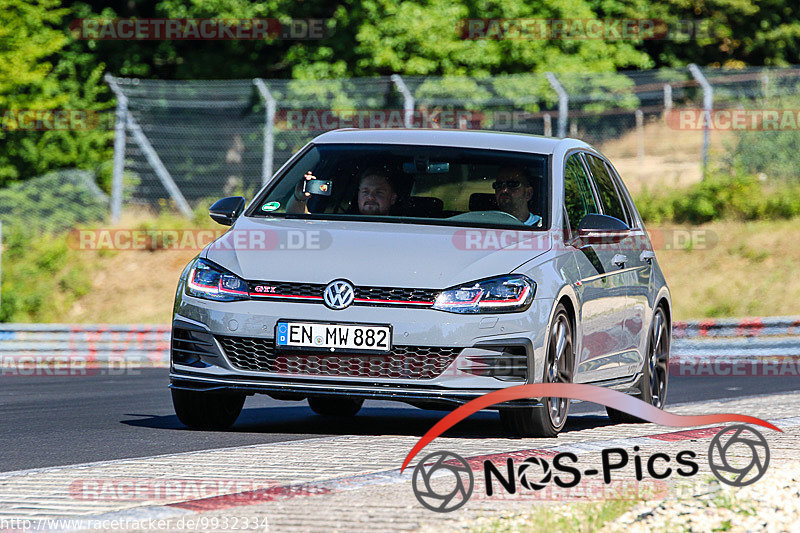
[575,213,629,244]
[209,196,246,226]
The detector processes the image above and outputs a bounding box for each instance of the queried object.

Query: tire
[171,389,245,430]
[308,397,364,417]
[500,304,574,438]
[607,306,670,423]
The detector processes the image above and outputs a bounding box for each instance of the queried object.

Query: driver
[287,167,397,216]
[492,167,541,226]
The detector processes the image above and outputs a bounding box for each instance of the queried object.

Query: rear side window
[583,154,627,224]
[563,153,599,231]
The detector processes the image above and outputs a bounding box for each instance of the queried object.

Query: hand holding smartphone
[303,175,333,196]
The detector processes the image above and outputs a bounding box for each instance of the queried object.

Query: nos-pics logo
[412,424,770,512]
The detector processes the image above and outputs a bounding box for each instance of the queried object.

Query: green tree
[289,0,652,78]
[591,0,800,67]
[0,0,112,185]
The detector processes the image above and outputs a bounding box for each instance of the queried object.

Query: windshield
[248,143,550,230]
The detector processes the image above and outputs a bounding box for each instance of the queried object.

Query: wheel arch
[549,284,579,378]
[653,287,673,337]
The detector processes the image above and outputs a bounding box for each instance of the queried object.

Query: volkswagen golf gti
[169,129,671,437]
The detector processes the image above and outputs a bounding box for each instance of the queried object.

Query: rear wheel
[308,397,364,417]
[607,306,670,423]
[171,389,245,430]
[500,304,573,437]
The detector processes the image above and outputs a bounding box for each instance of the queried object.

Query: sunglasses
[492,180,523,190]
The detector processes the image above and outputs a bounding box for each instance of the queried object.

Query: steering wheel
[485,210,524,222]
[447,210,526,225]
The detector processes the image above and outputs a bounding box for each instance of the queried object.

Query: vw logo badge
[323,280,355,310]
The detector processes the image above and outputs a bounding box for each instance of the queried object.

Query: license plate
[275,321,392,353]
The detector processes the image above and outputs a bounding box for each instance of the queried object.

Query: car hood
[203,216,552,288]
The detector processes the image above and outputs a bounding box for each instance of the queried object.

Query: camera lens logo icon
[517,457,552,490]
[412,451,474,512]
[708,425,770,487]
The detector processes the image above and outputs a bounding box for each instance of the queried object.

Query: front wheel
[171,389,245,430]
[607,306,670,423]
[500,304,573,437]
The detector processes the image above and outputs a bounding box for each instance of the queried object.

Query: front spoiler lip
[169,371,542,409]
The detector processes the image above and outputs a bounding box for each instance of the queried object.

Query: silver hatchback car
[170,129,671,437]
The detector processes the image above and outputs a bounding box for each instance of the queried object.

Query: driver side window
[564,154,599,232]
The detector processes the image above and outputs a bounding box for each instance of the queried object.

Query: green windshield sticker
[261,201,280,211]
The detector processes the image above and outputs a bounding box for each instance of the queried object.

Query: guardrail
[670,317,800,366]
[0,324,170,363]
[672,316,800,339]
[0,318,797,365]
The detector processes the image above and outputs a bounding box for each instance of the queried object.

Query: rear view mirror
[402,161,450,174]
[209,196,246,226]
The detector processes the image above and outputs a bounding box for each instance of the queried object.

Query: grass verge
[2,211,797,323]
[0,207,214,323]
[464,499,637,533]
[655,218,800,318]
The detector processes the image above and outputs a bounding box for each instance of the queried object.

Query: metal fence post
[688,63,713,173]
[126,113,193,217]
[545,72,568,138]
[105,74,127,223]
[253,78,276,185]
[391,75,415,128]
[663,84,673,116]
[106,74,192,217]
[635,109,644,164]
[0,220,3,310]
[543,113,552,136]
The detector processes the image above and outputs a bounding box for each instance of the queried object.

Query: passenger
[288,168,397,216]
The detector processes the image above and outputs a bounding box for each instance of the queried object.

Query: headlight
[432,275,535,314]
[186,258,249,301]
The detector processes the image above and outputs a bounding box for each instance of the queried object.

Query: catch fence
[99,65,800,217]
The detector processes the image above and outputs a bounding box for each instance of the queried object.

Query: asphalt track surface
[1,369,794,472]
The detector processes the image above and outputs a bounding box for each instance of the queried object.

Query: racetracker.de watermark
[671,358,800,377]
[278,108,597,130]
[472,477,669,502]
[69,478,277,501]
[459,18,714,40]
[0,109,108,131]
[69,18,331,40]
[452,228,717,252]
[666,109,800,130]
[0,355,160,377]
[277,109,487,130]
[67,228,716,252]
[68,229,331,251]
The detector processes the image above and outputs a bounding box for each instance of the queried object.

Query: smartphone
[303,178,333,196]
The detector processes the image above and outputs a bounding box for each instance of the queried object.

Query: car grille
[249,282,322,297]
[247,281,439,306]
[216,335,461,379]
[355,286,438,303]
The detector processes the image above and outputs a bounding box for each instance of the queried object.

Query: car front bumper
[169,293,556,408]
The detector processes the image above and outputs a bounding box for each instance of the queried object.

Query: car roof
[312,129,593,155]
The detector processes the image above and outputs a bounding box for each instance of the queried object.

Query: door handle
[612,254,627,268]
[640,250,655,264]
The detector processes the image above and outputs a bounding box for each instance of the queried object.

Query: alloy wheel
[547,313,572,428]
[648,308,669,409]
